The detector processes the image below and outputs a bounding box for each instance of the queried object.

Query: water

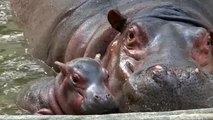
[0,0,48,115]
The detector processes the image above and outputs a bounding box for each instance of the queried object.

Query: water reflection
[0,0,48,115]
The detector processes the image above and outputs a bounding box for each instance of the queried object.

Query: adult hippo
[11,0,213,113]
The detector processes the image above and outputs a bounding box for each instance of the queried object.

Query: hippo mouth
[81,99,119,114]
[124,65,213,112]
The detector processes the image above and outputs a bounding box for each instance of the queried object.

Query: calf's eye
[71,74,80,84]
[207,34,213,45]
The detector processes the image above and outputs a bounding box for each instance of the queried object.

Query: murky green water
[0,0,48,115]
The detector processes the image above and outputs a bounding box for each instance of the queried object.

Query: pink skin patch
[195,68,200,74]
[153,65,163,72]
[192,32,210,67]
[71,95,84,114]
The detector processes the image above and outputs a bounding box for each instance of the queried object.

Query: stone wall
[1,108,213,120]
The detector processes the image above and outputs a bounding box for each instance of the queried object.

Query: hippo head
[106,6,213,112]
[55,58,118,114]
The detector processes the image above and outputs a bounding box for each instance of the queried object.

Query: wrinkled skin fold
[11,0,213,113]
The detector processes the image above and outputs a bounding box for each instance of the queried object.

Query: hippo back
[11,0,213,71]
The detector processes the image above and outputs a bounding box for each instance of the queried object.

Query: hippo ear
[55,61,67,76]
[108,9,127,32]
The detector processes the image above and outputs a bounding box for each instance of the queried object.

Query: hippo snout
[82,87,118,114]
[123,64,213,112]
[146,65,203,89]
[93,93,112,104]
[93,92,119,112]
[130,65,203,92]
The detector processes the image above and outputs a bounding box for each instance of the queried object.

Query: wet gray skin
[119,16,213,112]
[10,0,213,113]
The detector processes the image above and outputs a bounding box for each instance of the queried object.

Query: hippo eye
[106,73,110,79]
[71,73,80,84]
[102,68,110,86]
[70,73,87,89]
[128,31,135,39]
[103,69,109,79]
[207,34,213,45]
[125,25,148,50]
[125,28,137,49]
[104,74,110,87]
[126,27,135,42]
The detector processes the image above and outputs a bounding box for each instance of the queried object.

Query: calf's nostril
[106,94,111,99]
[93,93,112,102]
[94,94,100,100]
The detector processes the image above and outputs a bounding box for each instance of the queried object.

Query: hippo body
[16,77,55,114]
[12,0,213,113]
[16,58,118,115]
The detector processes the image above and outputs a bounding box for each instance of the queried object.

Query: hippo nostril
[94,94,100,100]
[106,94,111,99]
[154,65,164,72]
[93,94,112,103]
[152,71,163,82]
[151,65,165,78]
[195,68,200,74]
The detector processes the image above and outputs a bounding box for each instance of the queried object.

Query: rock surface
[1,108,213,120]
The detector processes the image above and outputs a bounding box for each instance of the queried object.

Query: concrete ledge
[1,108,213,120]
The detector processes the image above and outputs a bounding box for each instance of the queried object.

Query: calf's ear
[55,61,67,76]
[108,9,127,32]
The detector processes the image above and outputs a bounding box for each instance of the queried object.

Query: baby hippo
[16,57,118,115]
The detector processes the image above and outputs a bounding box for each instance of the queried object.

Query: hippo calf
[16,57,118,115]
[11,0,213,113]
